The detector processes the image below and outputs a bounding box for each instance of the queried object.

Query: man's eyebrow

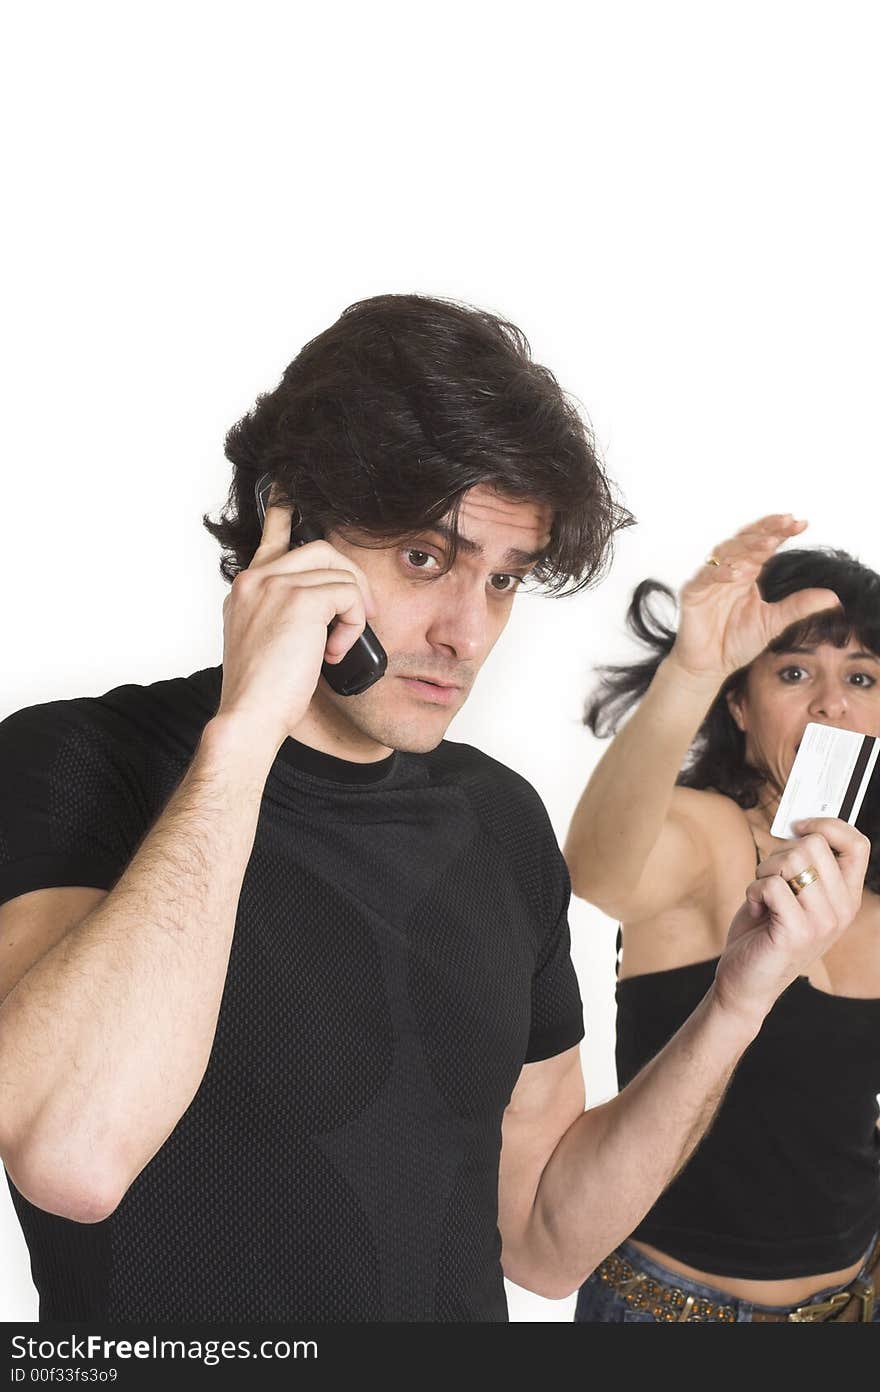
[418,521,547,568]
[773,645,880,663]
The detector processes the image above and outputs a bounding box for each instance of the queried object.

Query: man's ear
[725,686,747,733]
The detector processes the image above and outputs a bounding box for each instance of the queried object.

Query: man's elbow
[4,1135,126,1224]
[503,1250,589,1301]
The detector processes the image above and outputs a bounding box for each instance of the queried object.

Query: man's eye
[404,549,439,571]
[779,666,807,682]
[401,551,525,594]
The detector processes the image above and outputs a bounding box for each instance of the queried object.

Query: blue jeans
[574,1235,880,1322]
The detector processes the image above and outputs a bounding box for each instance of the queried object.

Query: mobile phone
[254,471,387,696]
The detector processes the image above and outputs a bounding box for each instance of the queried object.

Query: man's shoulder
[424,738,551,823]
[0,686,108,759]
[0,664,221,768]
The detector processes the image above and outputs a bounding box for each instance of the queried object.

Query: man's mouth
[397,675,461,704]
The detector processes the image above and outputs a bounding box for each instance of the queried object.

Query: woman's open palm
[671,514,842,680]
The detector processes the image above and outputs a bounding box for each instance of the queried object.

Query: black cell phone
[254,472,387,696]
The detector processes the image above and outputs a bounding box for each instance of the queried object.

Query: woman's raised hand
[668,514,842,682]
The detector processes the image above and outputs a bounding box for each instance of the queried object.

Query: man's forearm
[524,987,760,1298]
[0,712,278,1218]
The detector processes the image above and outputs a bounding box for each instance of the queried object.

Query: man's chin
[368,710,458,756]
[372,711,454,755]
[319,676,464,755]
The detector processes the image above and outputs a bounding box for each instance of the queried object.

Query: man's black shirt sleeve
[523,841,584,1063]
[0,701,149,908]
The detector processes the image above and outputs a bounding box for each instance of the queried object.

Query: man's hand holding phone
[216,484,380,753]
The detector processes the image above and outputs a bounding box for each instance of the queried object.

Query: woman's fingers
[766,587,843,632]
[709,515,806,567]
[685,514,806,594]
[733,513,807,539]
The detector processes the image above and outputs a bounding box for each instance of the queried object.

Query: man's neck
[287,690,394,765]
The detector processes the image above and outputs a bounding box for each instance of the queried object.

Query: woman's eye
[778,665,877,689]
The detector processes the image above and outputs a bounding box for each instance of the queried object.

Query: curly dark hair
[583,547,880,893]
[202,292,633,595]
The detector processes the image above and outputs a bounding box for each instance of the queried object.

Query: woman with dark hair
[565,514,880,1322]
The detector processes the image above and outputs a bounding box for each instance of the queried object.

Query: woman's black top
[614,835,880,1278]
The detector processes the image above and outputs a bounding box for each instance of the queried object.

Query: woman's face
[727,636,880,802]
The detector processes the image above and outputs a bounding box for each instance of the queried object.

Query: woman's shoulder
[668,784,751,832]
[668,785,759,877]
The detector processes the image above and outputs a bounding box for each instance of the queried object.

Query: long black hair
[584,547,880,893]
[203,292,634,595]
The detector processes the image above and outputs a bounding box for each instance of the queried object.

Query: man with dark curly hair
[0,294,869,1322]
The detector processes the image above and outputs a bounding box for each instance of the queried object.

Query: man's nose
[425,588,489,661]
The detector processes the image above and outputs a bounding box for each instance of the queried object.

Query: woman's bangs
[768,607,880,657]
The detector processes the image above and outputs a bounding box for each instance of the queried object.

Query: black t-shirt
[0,665,584,1321]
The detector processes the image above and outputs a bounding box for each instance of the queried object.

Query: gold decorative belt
[595,1250,738,1321]
[595,1234,880,1323]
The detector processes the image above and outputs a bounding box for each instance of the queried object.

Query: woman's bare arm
[564,514,841,922]
[563,657,719,918]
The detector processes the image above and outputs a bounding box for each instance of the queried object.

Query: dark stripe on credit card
[838,734,877,821]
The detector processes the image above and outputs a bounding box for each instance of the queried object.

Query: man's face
[727,637,880,802]
[309,483,554,755]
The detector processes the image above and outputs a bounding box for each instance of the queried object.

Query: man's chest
[202,809,543,1126]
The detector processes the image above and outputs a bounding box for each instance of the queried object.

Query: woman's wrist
[656,651,727,704]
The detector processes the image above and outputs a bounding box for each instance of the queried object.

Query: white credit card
[771,721,880,839]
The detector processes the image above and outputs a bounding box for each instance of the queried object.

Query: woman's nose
[808,684,848,720]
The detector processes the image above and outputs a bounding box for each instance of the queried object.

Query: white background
[2,0,878,1323]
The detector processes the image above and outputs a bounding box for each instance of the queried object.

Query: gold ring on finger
[705,555,722,567]
[787,865,820,896]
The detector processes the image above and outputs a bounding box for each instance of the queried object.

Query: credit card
[771,722,880,839]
